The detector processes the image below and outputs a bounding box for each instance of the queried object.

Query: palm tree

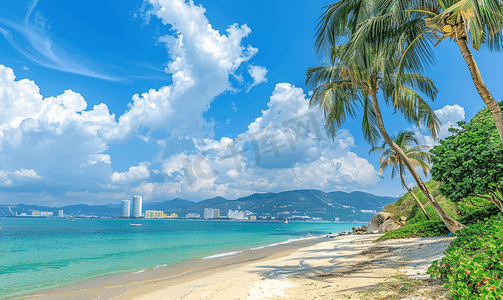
[306,34,466,233]
[326,0,503,144]
[370,130,431,220]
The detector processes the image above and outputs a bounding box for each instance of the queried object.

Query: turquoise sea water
[0,218,366,299]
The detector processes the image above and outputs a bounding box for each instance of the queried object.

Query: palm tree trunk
[455,27,503,144]
[399,163,431,220]
[370,90,465,233]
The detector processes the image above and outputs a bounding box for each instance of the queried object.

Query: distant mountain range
[0,190,397,221]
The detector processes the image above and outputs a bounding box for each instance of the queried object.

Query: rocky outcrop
[367,212,402,233]
[352,226,367,234]
[380,219,402,233]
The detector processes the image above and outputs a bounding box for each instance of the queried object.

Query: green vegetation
[375,220,449,242]
[311,0,465,233]
[427,215,503,299]
[383,180,460,225]
[376,204,502,243]
[338,0,503,143]
[370,130,433,220]
[431,103,503,212]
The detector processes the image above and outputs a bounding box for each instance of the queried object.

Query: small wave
[250,236,318,250]
[131,270,145,274]
[202,251,243,259]
[153,264,168,269]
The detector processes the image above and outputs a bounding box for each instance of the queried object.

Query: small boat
[129,222,142,226]
[284,218,288,224]
[70,217,74,221]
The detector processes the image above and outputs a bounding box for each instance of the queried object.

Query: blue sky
[0,0,502,206]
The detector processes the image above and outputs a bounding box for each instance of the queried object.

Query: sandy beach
[14,234,454,300]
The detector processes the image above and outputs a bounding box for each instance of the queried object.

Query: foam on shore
[202,251,243,259]
[250,235,319,250]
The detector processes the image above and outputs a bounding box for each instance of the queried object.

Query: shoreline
[12,233,454,300]
[10,235,329,300]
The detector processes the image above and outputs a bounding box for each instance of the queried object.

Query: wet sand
[13,234,454,300]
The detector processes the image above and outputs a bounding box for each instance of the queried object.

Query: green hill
[382,180,460,224]
[327,191,397,211]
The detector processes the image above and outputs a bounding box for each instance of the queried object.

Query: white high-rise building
[122,200,130,218]
[58,210,64,218]
[228,210,245,220]
[204,208,220,219]
[132,195,142,218]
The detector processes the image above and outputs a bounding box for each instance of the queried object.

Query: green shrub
[458,205,502,225]
[383,180,460,225]
[375,220,449,242]
[457,197,494,217]
[427,214,503,299]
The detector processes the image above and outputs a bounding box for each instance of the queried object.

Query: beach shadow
[248,235,451,284]
[248,235,392,282]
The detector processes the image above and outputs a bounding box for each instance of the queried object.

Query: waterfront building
[204,208,220,219]
[185,213,200,218]
[145,210,164,218]
[132,195,143,218]
[167,213,178,218]
[31,211,53,217]
[121,200,131,218]
[250,216,256,220]
[228,210,245,220]
[58,210,64,218]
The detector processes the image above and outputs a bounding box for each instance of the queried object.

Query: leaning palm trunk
[455,26,503,143]
[370,90,465,233]
[399,164,431,220]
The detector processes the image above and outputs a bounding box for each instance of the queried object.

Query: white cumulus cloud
[247,65,268,92]
[111,163,151,184]
[413,104,466,149]
[0,65,114,189]
[149,83,379,200]
[0,169,42,186]
[103,0,258,141]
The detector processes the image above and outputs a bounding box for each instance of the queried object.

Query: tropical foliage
[378,200,500,241]
[328,0,503,143]
[375,219,450,242]
[383,180,460,224]
[306,43,439,144]
[310,0,466,233]
[430,102,503,212]
[428,214,503,299]
[370,130,432,220]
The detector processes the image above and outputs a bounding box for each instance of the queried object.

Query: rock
[367,212,393,233]
[366,212,403,233]
[380,219,402,233]
[352,225,368,234]
[399,216,407,226]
